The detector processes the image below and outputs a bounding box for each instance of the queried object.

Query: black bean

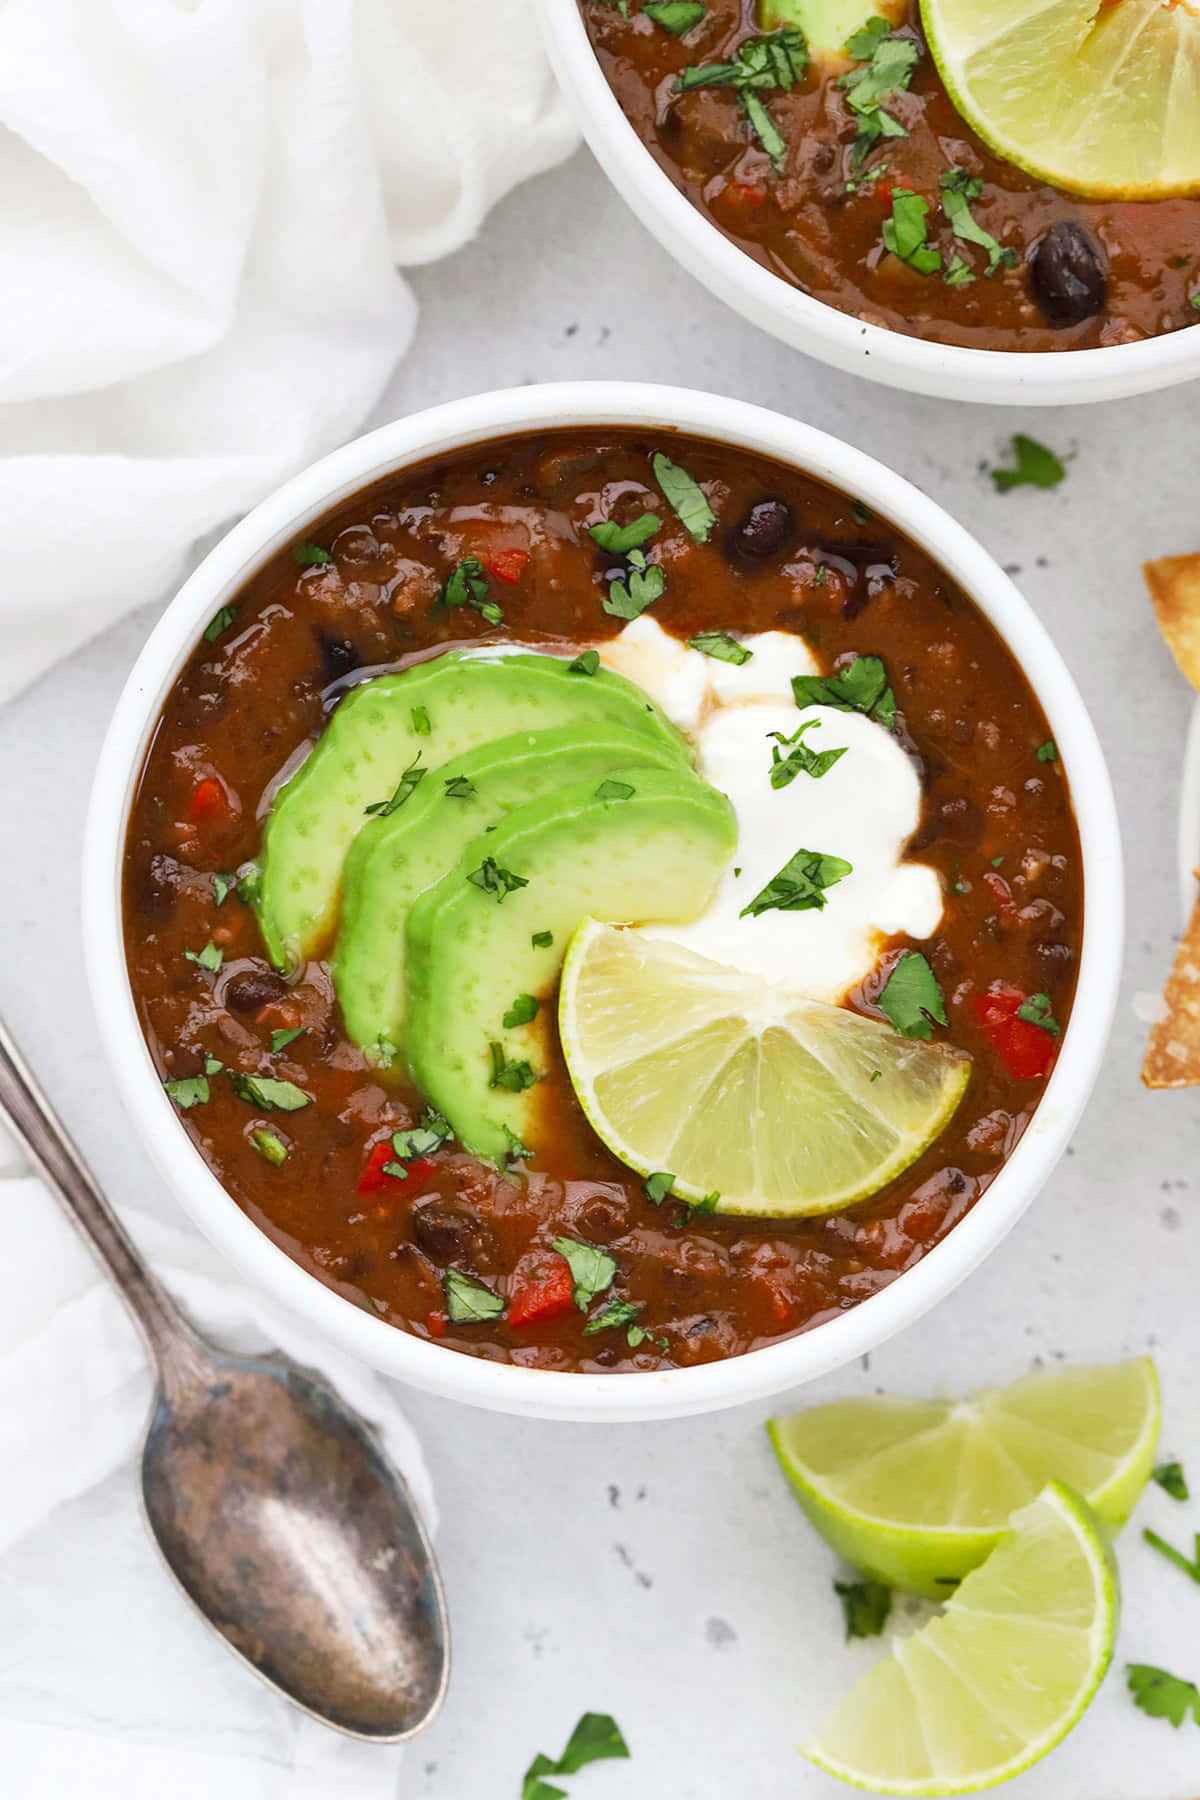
[1028,221,1107,327]
[315,629,360,685]
[222,964,289,1014]
[726,497,795,563]
[409,1202,481,1263]
[135,853,185,922]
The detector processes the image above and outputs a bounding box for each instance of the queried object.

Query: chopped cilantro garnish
[645,0,705,31]
[1128,1663,1200,1728]
[595,778,635,802]
[768,719,847,787]
[503,993,539,1028]
[674,26,805,165]
[236,861,263,906]
[251,1127,289,1166]
[203,604,238,643]
[443,774,476,799]
[1144,1527,1200,1585]
[1154,1461,1190,1502]
[503,1125,533,1164]
[373,1035,399,1070]
[569,649,601,675]
[164,1074,210,1109]
[1016,992,1061,1037]
[445,1268,505,1324]
[793,654,895,727]
[589,514,660,556]
[489,1041,539,1092]
[943,251,975,287]
[411,704,431,736]
[438,556,504,625]
[212,871,237,907]
[227,1072,311,1112]
[204,1055,224,1075]
[184,941,223,973]
[644,1170,676,1204]
[991,434,1067,492]
[652,451,717,542]
[467,856,528,901]
[270,1027,304,1054]
[552,1236,618,1311]
[688,631,752,664]
[852,500,871,525]
[882,189,940,274]
[603,561,665,619]
[523,1713,630,1800]
[364,753,426,817]
[839,22,919,169]
[835,1578,892,1640]
[583,1297,644,1336]
[391,1108,453,1162]
[740,848,851,918]
[294,540,333,567]
[878,952,947,1039]
[939,168,1015,276]
[531,929,553,948]
[1036,740,1058,763]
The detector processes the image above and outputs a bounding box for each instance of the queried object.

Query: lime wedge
[768,1358,1159,1598]
[921,0,1200,199]
[557,921,970,1218]
[804,1482,1119,1794]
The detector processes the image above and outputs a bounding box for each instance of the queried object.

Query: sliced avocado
[760,0,905,60]
[405,767,737,1162]
[256,652,689,966]
[333,722,688,1057]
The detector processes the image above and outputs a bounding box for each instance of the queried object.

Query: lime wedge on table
[768,1357,1159,1598]
[557,921,970,1218]
[920,0,1200,200]
[804,1482,1118,1795]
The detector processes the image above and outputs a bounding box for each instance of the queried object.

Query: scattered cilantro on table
[1154,1461,1190,1502]
[1143,1526,1200,1584]
[991,435,1068,492]
[1128,1664,1200,1728]
[835,1578,893,1640]
[523,1712,630,1800]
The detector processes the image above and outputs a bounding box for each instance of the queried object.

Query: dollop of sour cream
[597,618,943,1004]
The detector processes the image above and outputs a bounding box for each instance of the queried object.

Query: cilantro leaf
[410,704,431,736]
[467,857,528,901]
[373,1035,399,1070]
[1154,1461,1190,1502]
[489,1041,539,1092]
[878,952,947,1039]
[792,654,896,728]
[652,451,717,542]
[212,871,237,907]
[835,1578,892,1640]
[991,435,1067,492]
[645,0,705,32]
[522,1713,630,1800]
[531,930,553,948]
[768,719,847,787]
[164,1074,210,1109]
[644,1170,676,1204]
[228,1072,312,1112]
[583,1298,644,1336]
[1128,1663,1200,1728]
[595,779,635,802]
[1016,992,1060,1037]
[552,1236,618,1311]
[588,515,660,556]
[740,848,851,918]
[445,1268,505,1324]
[438,556,504,625]
[391,1108,453,1162]
[443,775,476,799]
[676,27,807,93]
[503,993,539,1028]
[569,650,600,675]
[184,941,223,973]
[270,1027,305,1054]
[251,1127,289,1166]
[939,168,1014,276]
[294,540,333,567]
[364,753,426,817]
[603,561,665,619]
[882,189,940,275]
[1143,1527,1200,1585]
[236,861,263,906]
[688,631,752,664]
[203,604,238,643]
[838,25,919,168]
[1036,739,1058,763]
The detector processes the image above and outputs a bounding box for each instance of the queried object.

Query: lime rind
[922,0,1200,199]
[558,919,970,1219]
[802,1482,1119,1794]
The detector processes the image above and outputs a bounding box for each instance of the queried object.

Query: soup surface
[580,0,1200,351]
[123,428,1082,1371]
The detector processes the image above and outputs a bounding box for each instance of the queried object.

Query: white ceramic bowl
[535,0,1200,406]
[84,382,1123,1421]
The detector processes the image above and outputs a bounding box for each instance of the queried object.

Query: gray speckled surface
[3,149,1200,1796]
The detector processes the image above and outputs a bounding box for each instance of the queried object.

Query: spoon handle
[0,1013,197,1372]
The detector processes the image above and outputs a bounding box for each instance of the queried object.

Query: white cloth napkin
[0,1124,439,1796]
[0,0,579,705]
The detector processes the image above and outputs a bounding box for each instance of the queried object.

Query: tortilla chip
[1144,553,1200,692]
[1143,890,1200,1087]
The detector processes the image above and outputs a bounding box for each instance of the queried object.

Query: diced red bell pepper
[356,1140,436,1196]
[970,987,1056,1081]
[486,547,529,584]
[189,776,229,823]
[425,1309,447,1338]
[507,1253,575,1328]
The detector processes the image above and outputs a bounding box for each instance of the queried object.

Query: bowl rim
[83,379,1124,1421]
[533,0,1200,406]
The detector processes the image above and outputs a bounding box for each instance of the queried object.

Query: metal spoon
[0,1015,449,1741]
